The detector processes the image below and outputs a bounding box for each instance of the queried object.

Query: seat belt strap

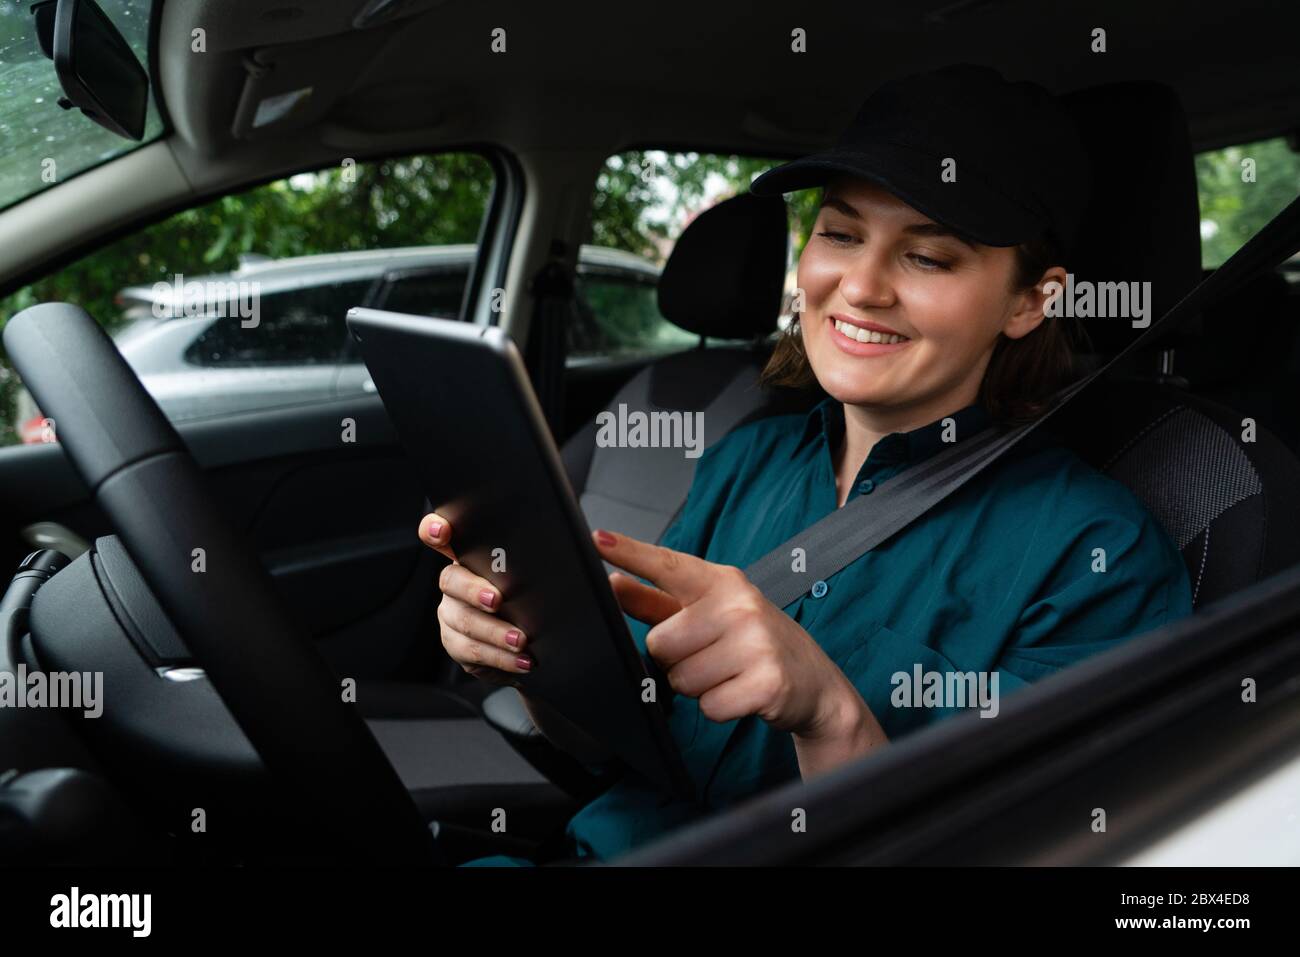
[525,259,575,439]
[745,194,1300,609]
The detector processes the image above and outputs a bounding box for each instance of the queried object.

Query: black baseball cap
[750,64,1091,254]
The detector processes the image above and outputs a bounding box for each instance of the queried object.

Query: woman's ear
[1004,264,1068,341]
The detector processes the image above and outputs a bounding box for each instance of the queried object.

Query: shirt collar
[796,394,993,467]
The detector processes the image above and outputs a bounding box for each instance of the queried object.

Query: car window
[0,0,165,212]
[1196,135,1300,270]
[0,153,494,444]
[576,150,805,363]
[571,271,695,358]
[184,280,375,367]
[377,269,468,319]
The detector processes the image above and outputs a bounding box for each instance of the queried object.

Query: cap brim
[750,146,1045,247]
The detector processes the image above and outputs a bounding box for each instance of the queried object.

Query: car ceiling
[159,0,1300,174]
[3,1,1296,308]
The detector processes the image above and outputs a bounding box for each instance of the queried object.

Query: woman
[420,65,1193,864]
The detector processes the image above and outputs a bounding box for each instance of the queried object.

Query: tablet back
[346,308,694,801]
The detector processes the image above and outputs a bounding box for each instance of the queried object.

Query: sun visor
[231,30,391,139]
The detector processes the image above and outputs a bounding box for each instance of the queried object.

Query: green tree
[1196,136,1300,267]
[591,150,818,261]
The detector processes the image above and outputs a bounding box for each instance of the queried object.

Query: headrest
[657,193,789,339]
[1060,81,1203,355]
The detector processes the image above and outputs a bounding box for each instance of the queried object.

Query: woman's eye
[816,230,856,245]
[909,253,952,271]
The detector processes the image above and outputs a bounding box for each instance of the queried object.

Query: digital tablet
[345,307,695,802]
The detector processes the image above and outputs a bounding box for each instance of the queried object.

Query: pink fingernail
[515,655,532,672]
[505,629,522,649]
[479,589,496,609]
[595,529,617,547]
[428,521,443,540]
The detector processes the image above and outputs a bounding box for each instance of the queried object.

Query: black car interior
[2,19,1300,864]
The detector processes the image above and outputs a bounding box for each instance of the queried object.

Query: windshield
[0,0,163,211]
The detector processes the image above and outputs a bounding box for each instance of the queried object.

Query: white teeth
[834,319,906,345]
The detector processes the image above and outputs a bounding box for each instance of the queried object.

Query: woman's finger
[643,599,724,669]
[441,627,534,674]
[437,595,528,652]
[417,511,457,562]
[694,673,759,726]
[438,561,502,613]
[609,571,682,626]
[662,635,745,699]
[591,528,714,605]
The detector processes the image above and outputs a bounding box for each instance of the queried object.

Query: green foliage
[592,150,819,262]
[0,154,493,443]
[2,154,493,336]
[1196,137,1300,267]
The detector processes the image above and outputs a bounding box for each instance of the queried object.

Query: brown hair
[758,235,1084,424]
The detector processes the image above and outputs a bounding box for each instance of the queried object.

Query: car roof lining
[158,0,1300,168]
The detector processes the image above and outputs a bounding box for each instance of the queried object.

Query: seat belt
[745,194,1300,610]
[525,255,575,439]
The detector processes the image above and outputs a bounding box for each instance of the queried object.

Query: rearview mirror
[31,0,149,141]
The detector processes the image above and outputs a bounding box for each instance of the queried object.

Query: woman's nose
[838,250,896,310]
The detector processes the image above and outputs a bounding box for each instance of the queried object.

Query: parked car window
[571,271,695,358]
[0,153,494,444]
[184,280,375,367]
[377,269,468,318]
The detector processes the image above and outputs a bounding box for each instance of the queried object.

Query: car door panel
[0,394,439,680]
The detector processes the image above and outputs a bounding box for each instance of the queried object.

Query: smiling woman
[762,183,1082,425]
[428,64,1195,866]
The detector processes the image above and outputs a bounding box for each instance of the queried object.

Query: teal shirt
[471,395,1193,865]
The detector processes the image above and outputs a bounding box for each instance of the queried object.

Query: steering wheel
[4,303,439,865]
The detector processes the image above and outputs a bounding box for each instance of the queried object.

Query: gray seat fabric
[1065,382,1300,609]
[563,347,782,545]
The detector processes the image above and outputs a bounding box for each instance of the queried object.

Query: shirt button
[858,479,875,495]
[811,580,828,599]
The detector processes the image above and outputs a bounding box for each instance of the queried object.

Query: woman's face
[797,175,1057,422]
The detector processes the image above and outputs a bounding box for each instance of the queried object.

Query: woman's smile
[826,312,914,357]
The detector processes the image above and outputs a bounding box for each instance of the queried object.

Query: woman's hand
[593,528,888,777]
[418,511,533,680]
